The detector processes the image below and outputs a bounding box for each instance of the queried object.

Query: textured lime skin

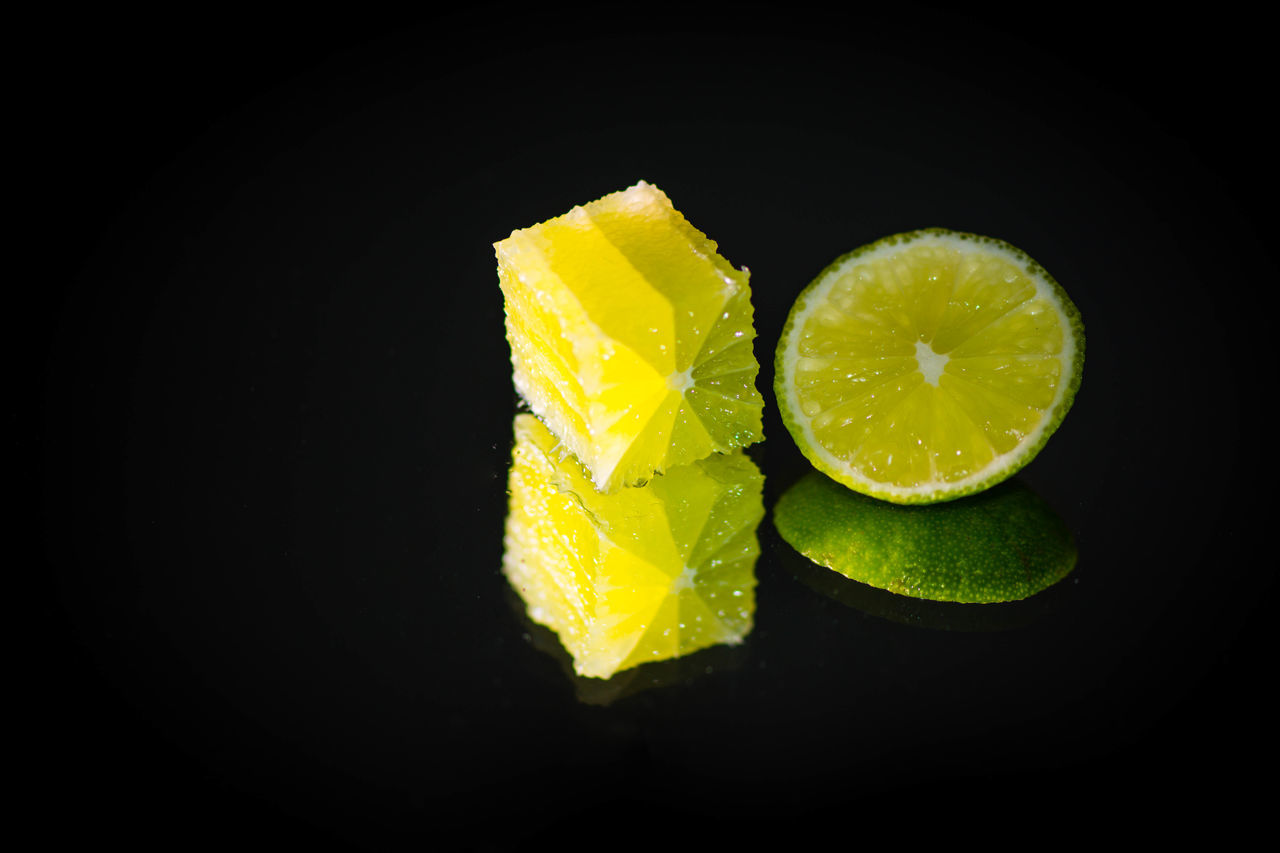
[774,228,1086,505]
[773,471,1077,603]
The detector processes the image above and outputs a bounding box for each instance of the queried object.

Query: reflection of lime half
[496,181,764,493]
[775,229,1083,504]
[773,471,1076,603]
[503,414,763,679]
[776,539,1071,632]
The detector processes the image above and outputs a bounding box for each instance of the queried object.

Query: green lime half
[773,471,1077,603]
[775,229,1084,504]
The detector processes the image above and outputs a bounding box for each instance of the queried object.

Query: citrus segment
[503,414,763,679]
[775,229,1083,504]
[773,471,1077,603]
[496,181,764,493]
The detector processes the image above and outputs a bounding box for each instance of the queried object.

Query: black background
[35,4,1272,846]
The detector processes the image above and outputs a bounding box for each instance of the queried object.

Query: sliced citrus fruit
[775,228,1084,504]
[496,180,764,493]
[503,413,763,679]
[774,471,1077,603]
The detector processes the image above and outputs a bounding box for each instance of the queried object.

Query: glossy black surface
[37,6,1270,845]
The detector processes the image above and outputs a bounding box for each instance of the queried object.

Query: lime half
[775,229,1084,504]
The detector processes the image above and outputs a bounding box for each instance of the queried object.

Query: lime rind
[774,228,1084,505]
[773,471,1077,604]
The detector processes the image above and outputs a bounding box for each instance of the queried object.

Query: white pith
[914,340,948,386]
[668,365,695,392]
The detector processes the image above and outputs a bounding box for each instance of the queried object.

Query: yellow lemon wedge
[496,181,764,493]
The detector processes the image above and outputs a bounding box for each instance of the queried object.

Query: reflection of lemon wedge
[503,414,763,679]
[496,181,764,493]
[775,229,1084,504]
[506,585,750,706]
[773,471,1076,603]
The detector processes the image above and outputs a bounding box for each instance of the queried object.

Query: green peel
[773,471,1077,604]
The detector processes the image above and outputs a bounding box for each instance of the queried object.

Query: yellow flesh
[790,237,1069,492]
[496,182,764,493]
[503,414,762,679]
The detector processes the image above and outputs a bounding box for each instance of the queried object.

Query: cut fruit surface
[775,229,1084,504]
[496,181,764,493]
[503,414,763,679]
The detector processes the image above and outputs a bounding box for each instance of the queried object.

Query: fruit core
[667,366,695,392]
[914,340,948,386]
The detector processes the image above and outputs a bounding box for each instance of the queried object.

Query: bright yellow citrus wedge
[775,229,1084,504]
[496,181,764,493]
[503,414,763,679]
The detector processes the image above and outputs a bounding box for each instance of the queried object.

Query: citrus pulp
[496,181,764,493]
[775,229,1083,504]
[503,414,763,679]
